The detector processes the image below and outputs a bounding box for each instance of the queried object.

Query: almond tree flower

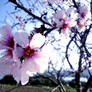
[0,25,21,83]
[14,31,50,85]
[53,10,76,35]
[0,60,21,83]
[78,5,88,19]
[0,25,14,50]
[53,10,66,27]
[77,18,86,29]
[0,25,14,63]
[77,5,88,29]
[61,18,76,35]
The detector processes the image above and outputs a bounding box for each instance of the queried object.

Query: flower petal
[0,44,9,50]
[9,62,21,83]
[13,44,24,61]
[0,25,13,49]
[30,33,45,48]
[14,30,29,47]
[21,58,40,73]
[0,63,10,78]
[21,68,29,85]
[0,25,12,39]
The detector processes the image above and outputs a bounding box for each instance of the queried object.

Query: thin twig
[8,0,52,27]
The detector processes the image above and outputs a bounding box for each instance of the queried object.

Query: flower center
[8,37,14,48]
[59,18,65,22]
[24,46,35,57]
[81,13,86,18]
[62,23,68,29]
[7,49,13,57]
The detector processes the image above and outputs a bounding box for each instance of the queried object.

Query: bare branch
[8,0,52,27]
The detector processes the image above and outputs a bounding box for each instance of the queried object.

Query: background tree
[0,0,92,92]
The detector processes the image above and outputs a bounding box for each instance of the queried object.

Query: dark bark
[82,76,92,92]
[8,0,52,27]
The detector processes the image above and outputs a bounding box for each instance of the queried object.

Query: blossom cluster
[51,4,88,34]
[52,9,76,35]
[77,5,88,28]
[0,25,50,85]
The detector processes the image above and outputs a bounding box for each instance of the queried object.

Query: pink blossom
[76,5,88,29]
[0,25,21,83]
[0,61,21,83]
[53,10,66,27]
[0,27,50,85]
[77,18,86,28]
[0,25,14,50]
[0,26,50,85]
[53,10,76,35]
[14,31,50,85]
[0,25,14,62]
[78,5,88,18]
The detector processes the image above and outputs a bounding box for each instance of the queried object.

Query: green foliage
[0,75,77,92]
[0,75,17,85]
[29,77,56,86]
[64,86,77,92]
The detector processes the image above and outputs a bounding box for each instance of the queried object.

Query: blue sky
[0,0,8,21]
[0,0,15,26]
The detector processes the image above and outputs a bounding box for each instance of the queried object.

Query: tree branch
[8,0,52,27]
[66,33,77,70]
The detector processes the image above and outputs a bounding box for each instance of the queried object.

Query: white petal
[0,63,10,77]
[30,33,45,48]
[0,61,15,77]
[21,68,29,85]
[13,44,24,61]
[12,69,21,83]
[10,62,21,83]
[0,25,13,49]
[14,30,29,47]
[26,71,35,76]
[22,58,40,73]
[35,45,51,73]
[0,57,21,83]
[68,19,76,27]
[0,44,9,50]
[0,25,12,39]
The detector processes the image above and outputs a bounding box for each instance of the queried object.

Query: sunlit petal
[30,33,45,48]
[14,30,29,47]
